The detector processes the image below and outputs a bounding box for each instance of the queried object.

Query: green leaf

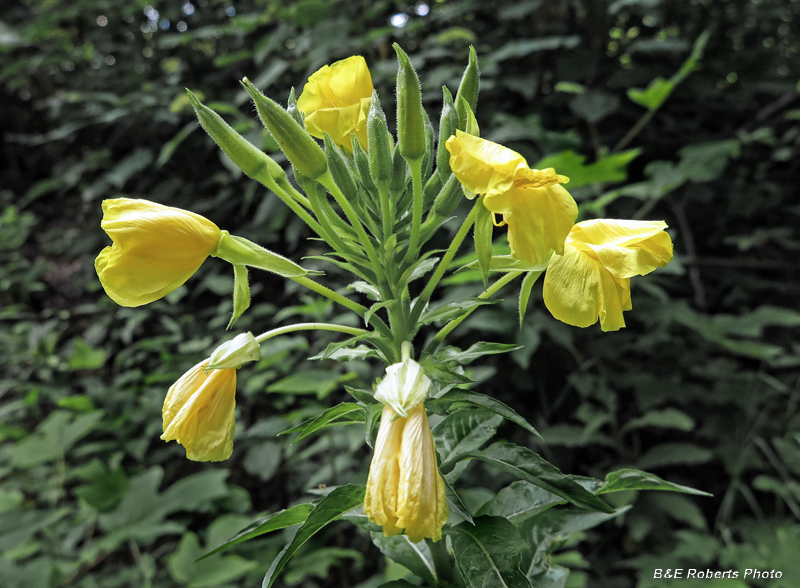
[432,409,503,483]
[344,385,377,405]
[169,529,258,587]
[443,475,474,525]
[628,76,674,110]
[447,516,532,588]
[478,481,587,524]
[419,298,499,325]
[621,409,695,434]
[535,149,641,190]
[228,264,251,329]
[261,484,365,588]
[637,443,715,470]
[437,341,523,365]
[156,121,196,167]
[200,504,315,560]
[365,403,383,447]
[371,533,438,585]
[441,442,614,513]
[524,505,630,559]
[474,196,494,286]
[267,369,355,398]
[74,460,129,512]
[518,271,543,327]
[436,390,541,440]
[8,410,103,468]
[279,403,365,444]
[598,469,712,496]
[69,338,107,370]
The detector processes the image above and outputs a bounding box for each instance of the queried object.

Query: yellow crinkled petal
[395,405,448,543]
[364,405,448,543]
[297,56,373,149]
[95,198,221,307]
[161,361,237,462]
[364,406,404,536]
[543,243,604,329]
[505,182,578,265]
[446,130,526,205]
[570,219,674,279]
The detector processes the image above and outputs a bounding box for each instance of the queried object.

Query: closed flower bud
[393,44,426,162]
[207,332,260,369]
[95,198,222,307]
[161,360,237,462]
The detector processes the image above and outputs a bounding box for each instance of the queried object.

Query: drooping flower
[364,360,448,543]
[95,198,222,307]
[161,360,237,462]
[542,219,674,332]
[296,55,373,149]
[446,130,578,265]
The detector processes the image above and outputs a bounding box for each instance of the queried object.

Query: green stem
[408,202,479,330]
[255,322,366,343]
[378,181,394,243]
[402,158,424,266]
[425,538,453,586]
[291,275,392,339]
[268,177,323,237]
[276,176,312,209]
[426,270,523,352]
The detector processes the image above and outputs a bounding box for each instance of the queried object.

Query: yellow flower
[364,404,448,543]
[161,360,237,462]
[296,55,373,149]
[95,198,222,307]
[446,130,578,265]
[543,219,674,332]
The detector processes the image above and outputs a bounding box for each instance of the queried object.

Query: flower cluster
[95,47,674,546]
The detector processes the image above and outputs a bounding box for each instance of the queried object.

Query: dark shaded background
[1,0,799,586]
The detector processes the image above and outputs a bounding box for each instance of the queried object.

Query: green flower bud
[214,231,311,278]
[241,78,328,180]
[367,90,394,184]
[187,89,286,189]
[351,135,378,195]
[323,133,360,202]
[437,87,457,183]
[454,45,479,116]
[423,172,442,209]
[390,145,410,196]
[432,173,462,218]
[286,87,305,126]
[393,44,426,162]
[207,332,260,370]
[455,94,480,136]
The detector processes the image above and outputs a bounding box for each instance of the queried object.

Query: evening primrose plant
[96,46,708,586]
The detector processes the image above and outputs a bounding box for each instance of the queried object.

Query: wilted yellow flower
[543,219,674,332]
[95,198,222,307]
[161,360,237,462]
[364,404,448,543]
[296,55,373,149]
[446,130,578,265]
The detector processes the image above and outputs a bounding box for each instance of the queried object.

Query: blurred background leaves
[1,0,799,586]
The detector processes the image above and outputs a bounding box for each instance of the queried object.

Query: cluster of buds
[95,46,673,542]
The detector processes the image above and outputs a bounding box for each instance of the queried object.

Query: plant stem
[408,202,479,330]
[269,177,323,237]
[402,158,424,266]
[426,538,453,586]
[378,181,394,243]
[427,270,523,352]
[254,322,366,343]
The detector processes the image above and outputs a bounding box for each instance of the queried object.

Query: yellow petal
[95,199,221,306]
[543,242,632,332]
[161,361,237,462]
[364,405,448,543]
[505,182,578,265]
[570,219,673,279]
[446,130,526,203]
[297,56,373,149]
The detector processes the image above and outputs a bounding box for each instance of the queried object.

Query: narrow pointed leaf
[371,534,438,585]
[598,469,712,496]
[436,389,541,440]
[279,403,365,444]
[518,271,543,328]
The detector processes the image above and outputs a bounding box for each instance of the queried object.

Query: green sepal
[454,45,479,115]
[351,135,379,195]
[214,231,314,278]
[437,87,458,183]
[455,94,480,136]
[186,89,286,189]
[367,90,394,184]
[228,264,251,329]
[518,270,543,328]
[393,44,426,162]
[286,87,304,126]
[323,133,360,202]
[241,77,328,180]
[421,107,435,179]
[474,196,493,287]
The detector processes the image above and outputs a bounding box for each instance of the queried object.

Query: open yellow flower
[446,130,578,265]
[296,55,373,149]
[364,359,448,542]
[161,360,237,462]
[543,219,674,331]
[95,198,222,307]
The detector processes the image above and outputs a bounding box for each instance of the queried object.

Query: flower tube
[446,130,578,265]
[95,198,222,306]
[543,219,674,331]
[296,56,373,150]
